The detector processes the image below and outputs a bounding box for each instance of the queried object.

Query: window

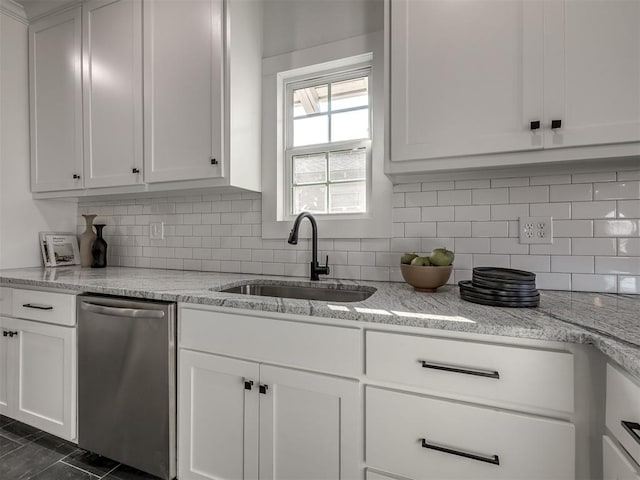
[286,68,371,216]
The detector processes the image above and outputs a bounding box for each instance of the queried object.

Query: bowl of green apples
[399,248,454,292]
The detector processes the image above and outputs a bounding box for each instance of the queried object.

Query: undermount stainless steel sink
[216,282,376,302]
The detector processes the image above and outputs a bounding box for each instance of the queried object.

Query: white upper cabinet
[83,0,143,188]
[389,0,640,172]
[544,0,640,148]
[143,0,224,183]
[29,6,83,192]
[391,0,544,161]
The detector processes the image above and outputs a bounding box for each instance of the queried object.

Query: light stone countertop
[0,266,638,379]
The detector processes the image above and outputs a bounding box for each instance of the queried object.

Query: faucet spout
[287,212,330,281]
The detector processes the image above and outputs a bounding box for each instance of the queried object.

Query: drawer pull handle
[419,360,500,379]
[22,303,53,311]
[622,421,640,446]
[420,438,500,465]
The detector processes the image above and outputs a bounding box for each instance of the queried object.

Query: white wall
[0,8,77,269]
[262,0,383,57]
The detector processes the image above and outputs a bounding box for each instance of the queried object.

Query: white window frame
[284,64,372,218]
[261,32,392,239]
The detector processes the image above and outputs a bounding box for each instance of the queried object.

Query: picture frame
[40,232,80,267]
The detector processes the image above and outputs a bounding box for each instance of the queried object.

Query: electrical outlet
[150,222,164,240]
[519,216,553,244]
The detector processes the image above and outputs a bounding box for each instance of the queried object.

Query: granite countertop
[0,266,638,378]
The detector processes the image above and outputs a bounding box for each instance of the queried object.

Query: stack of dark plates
[459,267,540,307]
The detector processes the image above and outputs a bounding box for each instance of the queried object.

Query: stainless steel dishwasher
[78,294,177,480]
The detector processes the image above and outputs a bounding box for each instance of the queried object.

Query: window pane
[293,153,326,185]
[293,84,328,117]
[329,182,366,213]
[331,76,368,111]
[331,109,369,142]
[293,185,327,214]
[329,148,366,182]
[293,115,328,147]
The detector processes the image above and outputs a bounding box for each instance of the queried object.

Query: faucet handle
[324,255,330,275]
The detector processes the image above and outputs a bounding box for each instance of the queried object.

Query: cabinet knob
[2,331,7,337]
[259,384,269,394]
[244,380,254,391]
[73,174,81,180]
[530,120,540,131]
[132,168,140,174]
[551,119,562,129]
[210,158,218,165]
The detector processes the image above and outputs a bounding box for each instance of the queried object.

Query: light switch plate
[150,222,164,240]
[519,216,553,244]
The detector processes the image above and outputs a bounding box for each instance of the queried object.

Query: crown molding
[0,0,27,24]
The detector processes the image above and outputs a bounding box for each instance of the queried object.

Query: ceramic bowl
[400,264,453,292]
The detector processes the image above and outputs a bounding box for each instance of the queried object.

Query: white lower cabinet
[366,387,575,480]
[0,315,76,440]
[179,349,360,480]
[603,435,640,480]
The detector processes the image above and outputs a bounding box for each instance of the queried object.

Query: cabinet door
[83,0,143,188]
[4,317,76,440]
[143,0,223,183]
[0,318,9,416]
[258,365,360,480]
[544,0,640,148]
[603,436,640,480]
[390,0,544,162]
[178,350,259,480]
[29,7,83,192]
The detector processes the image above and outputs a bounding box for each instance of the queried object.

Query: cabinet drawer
[0,287,11,316]
[180,308,361,377]
[366,387,575,480]
[366,331,574,413]
[603,435,640,480]
[606,364,640,466]
[12,289,76,326]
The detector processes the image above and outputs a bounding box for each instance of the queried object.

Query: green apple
[410,256,431,266]
[401,253,419,265]
[429,248,455,266]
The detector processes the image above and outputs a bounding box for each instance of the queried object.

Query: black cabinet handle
[420,438,500,465]
[22,303,53,311]
[551,119,562,129]
[2,331,7,337]
[530,120,540,130]
[244,380,254,391]
[419,360,500,379]
[132,168,140,174]
[72,174,81,179]
[210,158,218,165]
[622,421,640,447]
[259,384,269,394]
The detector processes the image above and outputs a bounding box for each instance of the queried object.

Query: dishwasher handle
[80,301,166,319]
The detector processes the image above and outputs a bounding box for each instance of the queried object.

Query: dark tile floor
[0,415,162,480]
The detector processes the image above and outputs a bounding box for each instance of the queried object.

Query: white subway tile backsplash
[571,201,616,219]
[572,274,617,293]
[594,219,639,237]
[530,203,571,219]
[454,205,490,221]
[472,221,509,238]
[491,177,529,187]
[438,190,472,206]
[472,188,509,205]
[617,200,640,219]
[406,191,437,207]
[509,186,549,204]
[80,165,639,293]
[571,238,616,256]
[594,181,640,200]
[491,204,529,220]
[550,183,593,202]
[509,255,550,272]
[595,256,640,275]
[551,256,594,274]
